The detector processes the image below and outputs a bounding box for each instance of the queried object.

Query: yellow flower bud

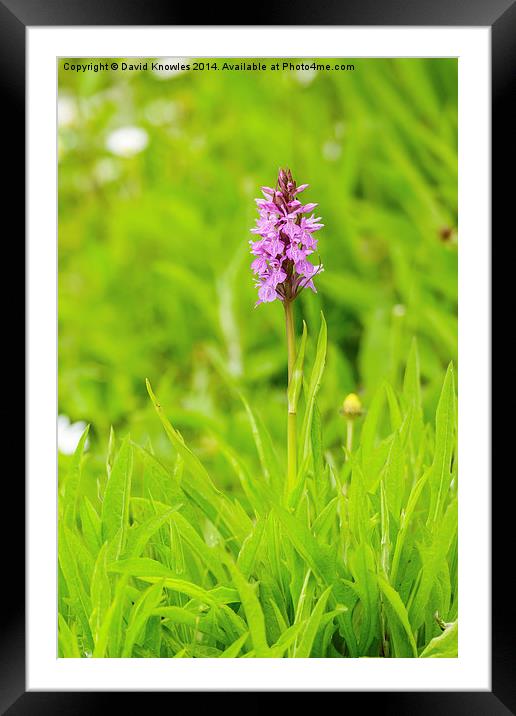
[342,392,363,418]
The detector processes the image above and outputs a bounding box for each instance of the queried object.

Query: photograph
[57,56,458,660]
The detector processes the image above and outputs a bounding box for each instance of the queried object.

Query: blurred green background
[58,57,457,492]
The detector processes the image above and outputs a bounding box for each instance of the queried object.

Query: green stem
[284,300,297,494]
[346,418,354,456]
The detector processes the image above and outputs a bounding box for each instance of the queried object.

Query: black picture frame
[4,0,506,711]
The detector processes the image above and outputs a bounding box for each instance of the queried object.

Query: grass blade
[300,312,327,461]
[101,436,133,559]
[377,575,417,657]
[294,586,332,657]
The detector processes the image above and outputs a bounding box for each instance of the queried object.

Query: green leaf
[106,426,116,477]
[225,559,270,657]
[269,622,306,657]
[300,312,327,461]
[420,620,458,657]
[348,542,380,653]
[382,430,404,522]
[377,575,417,657]
[311,401,325,489]
[385,382,402,432]
[101,437,133,559]
[390,468,431,586]
[288,320,307,413]
[89,542,111,643]
[220,632,249,658]
[58,524,93,652]
[409,499,458,632]
[124,507,181,560]
[63,527,95,590]
[294,586,332,657]
[108,558,237,605]
[169,512,227,582]
[429,363,456,523]
[64,425,90,527]
[122,581,164,657]
[58,614,81,658]
[312,497,339,541]
[92,575,128,657]
[237,519,266,578]
[347,463,371,543]
[79,497,102,556]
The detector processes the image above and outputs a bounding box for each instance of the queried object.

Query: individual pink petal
[251,256,268,274]
[258,283,277,303]
[299,202,318,213]
[295,259,317,277]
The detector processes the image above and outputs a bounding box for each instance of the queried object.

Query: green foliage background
[58,58,458,658]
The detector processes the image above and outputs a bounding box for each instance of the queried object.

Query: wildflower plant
[250,169,324,494]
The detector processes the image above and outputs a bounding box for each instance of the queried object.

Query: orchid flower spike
[249,168,324,306]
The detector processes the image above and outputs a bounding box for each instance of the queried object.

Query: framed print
[3,0,508,710]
